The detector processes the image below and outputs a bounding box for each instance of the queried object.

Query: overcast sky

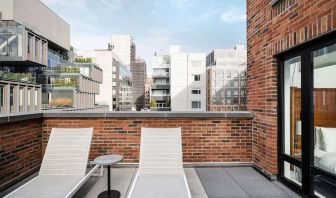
[41,0,246,76]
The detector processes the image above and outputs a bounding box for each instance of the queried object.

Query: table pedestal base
[98,190,120,198]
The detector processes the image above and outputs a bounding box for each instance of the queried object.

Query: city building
[130,58,146,111]
[77,49,133,111]
[247,0,336,196]
[170,46,206,111]
[110,35,136,68]
[114,59,132,111]
[0,0,70,113]
[151,52,171,111]
[42,58,103,110]
[0,0,104,112]
[206,45,247,111]
[144,77,153,109]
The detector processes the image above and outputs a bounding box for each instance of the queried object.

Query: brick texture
[42,117,253,163]
[247,0,336,175]
[0,119,43,190]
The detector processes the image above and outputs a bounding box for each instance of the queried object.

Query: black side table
[94,154,123,198]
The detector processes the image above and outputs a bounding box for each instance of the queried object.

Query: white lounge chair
[5,128,99,198]
[127,127,192,198]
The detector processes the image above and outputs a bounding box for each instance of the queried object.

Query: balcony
[152,72,170,78]
[0,112,300,198]
[151,84,170,90]
[0,71,36,84]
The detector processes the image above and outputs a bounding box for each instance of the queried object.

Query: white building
[110,35,135,68]
[206,44,247,111]
[170,46,206,111]
[77,49,116,111]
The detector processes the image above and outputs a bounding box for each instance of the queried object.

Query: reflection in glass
[313,44,336,174]
[284,57,302,159]
[284,161,302,186]
[312,43,336,197]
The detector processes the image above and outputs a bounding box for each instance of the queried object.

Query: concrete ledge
[0,111,253,124]
[43,111,254,118]
[0,112,43,124]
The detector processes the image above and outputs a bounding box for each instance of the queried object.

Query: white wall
[0,0,70,50]
[111,35,132,67]
[170,52,206,111]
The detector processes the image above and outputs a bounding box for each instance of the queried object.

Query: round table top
[94,154,123,166]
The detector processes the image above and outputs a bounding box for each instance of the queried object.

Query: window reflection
[283,56,302,159]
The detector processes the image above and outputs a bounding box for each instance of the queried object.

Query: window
[194,74,200,81]
[191,89,201,94]
[191,101,201,109]
[234,90,238,96]
[233,81,239,87]
[226,99,231,105]
[226,90,231,97]
[226,71,232,78]
[233,71,239,78]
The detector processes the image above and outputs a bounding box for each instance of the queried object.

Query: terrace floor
[71,166,300,198]
[1,167,301,198]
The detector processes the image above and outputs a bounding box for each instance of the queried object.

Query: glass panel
[283,56,302,159]
[0,85,4,112]
[313,43,336,177]
[284,161,302,186]
[313,174,336,198]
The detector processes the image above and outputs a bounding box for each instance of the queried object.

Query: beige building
[206,45,247,111]
[0,0,104,112]
[144,77,153,109]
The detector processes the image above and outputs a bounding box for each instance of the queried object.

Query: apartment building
[77,49,133,111]
[206,45,247,111]
[151,52,171,111]
[0,0,104,112]
[130,58,146,111]
[110,35,136,68]
[170,46,206,111]
[0,0,70,113]
[144,77,153,109]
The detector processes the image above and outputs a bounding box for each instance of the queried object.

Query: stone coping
[0,111,253,124]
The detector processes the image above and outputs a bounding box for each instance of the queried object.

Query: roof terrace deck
[0,112,299,197]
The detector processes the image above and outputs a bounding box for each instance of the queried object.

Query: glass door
[312,43,336,197]
[278,32,336,197]
[280,56,303,188]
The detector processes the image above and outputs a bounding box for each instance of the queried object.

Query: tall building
[110,35,135,68]
[151,52,171,111]
[130,58,146,111]
[170,46,206,111]
[206,45,247,111]
[77,48,133,111]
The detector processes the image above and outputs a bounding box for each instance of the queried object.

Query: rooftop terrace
[0,112,301,197]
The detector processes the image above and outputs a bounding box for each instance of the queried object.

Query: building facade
[0,0,70,113]
[151,52,171,111]
[144,77,153,109]
[206,45,247,111]
[130,58,146,111]
[248,0,336,197]
[110,35,136,68]
[170,47,206,111]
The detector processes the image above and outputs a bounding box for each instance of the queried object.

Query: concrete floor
[74,167,300,198]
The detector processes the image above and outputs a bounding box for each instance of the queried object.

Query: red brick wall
[0,119,43,190]
[42,117,252,163]
[247,0,336,175]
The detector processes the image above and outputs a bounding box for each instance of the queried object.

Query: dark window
[191,101,201,109]
[191,89,201,94]
[194,74,200,81]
